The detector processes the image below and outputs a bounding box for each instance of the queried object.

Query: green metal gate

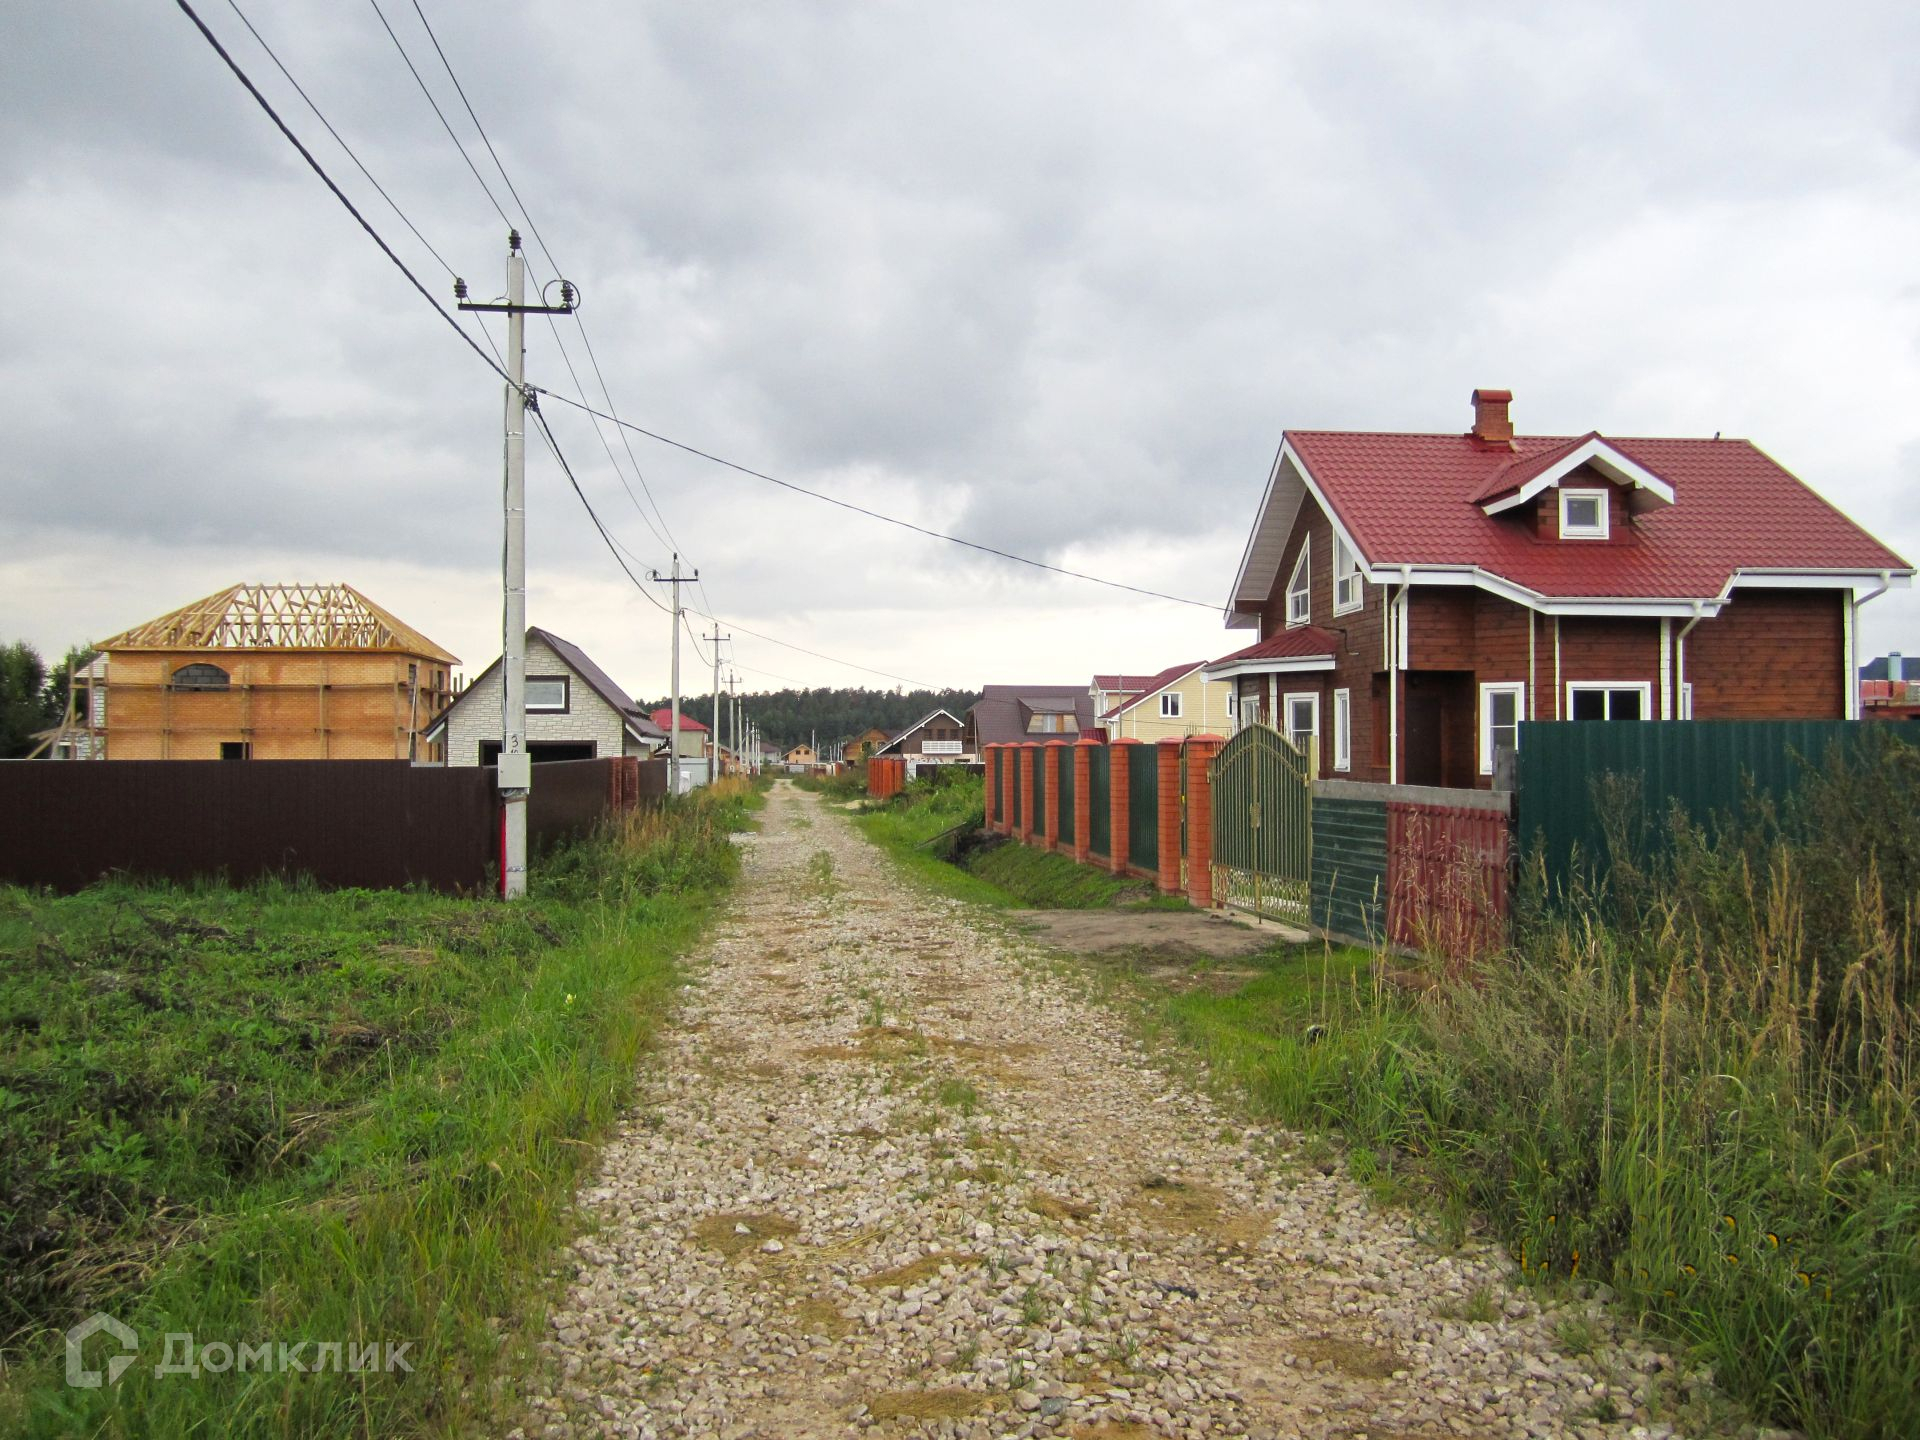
[1211,723,1313,922]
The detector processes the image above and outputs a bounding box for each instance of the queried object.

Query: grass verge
[1142,735,1920,1440]
[851,772,1183,910]
[0,777,760,1438]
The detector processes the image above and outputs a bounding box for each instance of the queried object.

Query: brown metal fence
[0,757,659,895]
[1386,800,1511,960]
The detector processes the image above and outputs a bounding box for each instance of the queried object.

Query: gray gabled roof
[424,627,665,746]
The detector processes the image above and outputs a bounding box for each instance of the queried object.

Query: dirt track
[510,782,1709,1440]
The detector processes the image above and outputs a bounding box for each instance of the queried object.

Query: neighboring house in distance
[1860,651,1920,722]
[967,685,1102,750]
[784,743,818,768]
[1090,673,1158,717]
[842,727,893,762]
[647,709,710,760]
[1100,661,1238,741]
[85,582,457,761]
[874,708,974,764]
[425,626,666,765]
[1215,388,1913,788]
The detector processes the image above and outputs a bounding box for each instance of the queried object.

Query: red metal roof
[648,707,709,733]
[1287,430,1909,601]
[1093,672,1160,691]
[1212,626,1341,666]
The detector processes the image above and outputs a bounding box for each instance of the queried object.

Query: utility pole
[648,555,697,794]
[705,624,730,785]
[456,231,573,897]
[729,672,740,778]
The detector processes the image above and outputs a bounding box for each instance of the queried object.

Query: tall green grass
[1161,733,1920,1440]
[0,778,758,1437]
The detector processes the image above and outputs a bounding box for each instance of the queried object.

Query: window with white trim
[1332,532,1362,614]
[1559,488,1609,539]
[1566,682,1650,721]
[1332,688,1351,771]
[1479,682,1525,777]
[526,676,570,712]
[1159,692,1183,719]
[1286,540,1311,625]
[1283,692,1319,758]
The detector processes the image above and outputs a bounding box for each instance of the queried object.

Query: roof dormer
[1475,431,1676,524]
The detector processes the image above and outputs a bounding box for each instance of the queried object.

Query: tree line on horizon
[0,639,93,758]
[639,686,980,753]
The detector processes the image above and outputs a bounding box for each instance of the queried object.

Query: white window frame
[1331,532,1363,615]
[1282,691,1319,756]
[1565,680,1653,721]
[1559,488,1610,540]
[1159,691,1183,719]
[1286,539,1311,626]
[1332,688,1351,771]
[1479,681,1525,776]
[526,675,570,713]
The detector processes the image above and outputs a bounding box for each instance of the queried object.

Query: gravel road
[510,782,1724,1440]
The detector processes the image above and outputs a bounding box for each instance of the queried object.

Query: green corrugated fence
[1052,746,1074,844]
[1515,719,1867,893]
[1311,796,1387,943]
[1088,746,1110,858]
[1128,743,1159,872]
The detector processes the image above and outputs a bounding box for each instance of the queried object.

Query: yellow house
[783,743,818,767]
[1098,660,1238,740]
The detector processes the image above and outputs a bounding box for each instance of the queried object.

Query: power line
[400,0,687,563]
[531,407,934,688]
[174,0,511,385]
[220,0,505,372]
[534,389,1220,611]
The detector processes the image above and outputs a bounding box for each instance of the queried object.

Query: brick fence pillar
[1018,743,1038,844]
[1000,745,1015,835]
[1109,738,1138,876]
[1073,737,1096,864]
[983,747,998,829]
[1184,735,1224,908]
[1156,737,1184,895]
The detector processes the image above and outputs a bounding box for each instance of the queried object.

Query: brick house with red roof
[1210,389,1913,788]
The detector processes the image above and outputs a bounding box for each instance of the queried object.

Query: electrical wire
[175,0,511,385]
[402,0,687,562]
[531,407,935,688]
[533,389,1221,611]
[220,0,506,372]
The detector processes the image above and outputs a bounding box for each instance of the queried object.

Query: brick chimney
[1471,388,1514,445]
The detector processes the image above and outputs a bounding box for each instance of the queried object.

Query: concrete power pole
[706,624,729,786]
[457,230,573,897]
[649,555,698,794]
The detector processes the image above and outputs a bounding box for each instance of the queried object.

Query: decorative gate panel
[1210,723,1312,922]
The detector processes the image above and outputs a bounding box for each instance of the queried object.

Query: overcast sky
[4,1,1916,700]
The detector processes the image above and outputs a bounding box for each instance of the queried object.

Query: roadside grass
[790,768,867,802]
[851,772,1186,912]
[1137,734,1920,1440]
[0,777,758,1438]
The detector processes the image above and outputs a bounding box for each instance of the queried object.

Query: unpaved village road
[511,783,1701,1440]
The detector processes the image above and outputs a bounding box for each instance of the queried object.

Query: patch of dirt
[856,1251,982,1289]
[867,1388,989,1422]
[1029,1190,1097,1223]
[1126,1175,1268,1246]
[799,1044,865,1062]
[1017,908,1301,958]
[1293,1334,1403,1380]
[692,1211,800,1259]
[1072,1424,1160,1440]
[790,1297,855,1338]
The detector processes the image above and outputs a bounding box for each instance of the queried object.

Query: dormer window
[1559,488,1609,539]
[1286,540,1311,625]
